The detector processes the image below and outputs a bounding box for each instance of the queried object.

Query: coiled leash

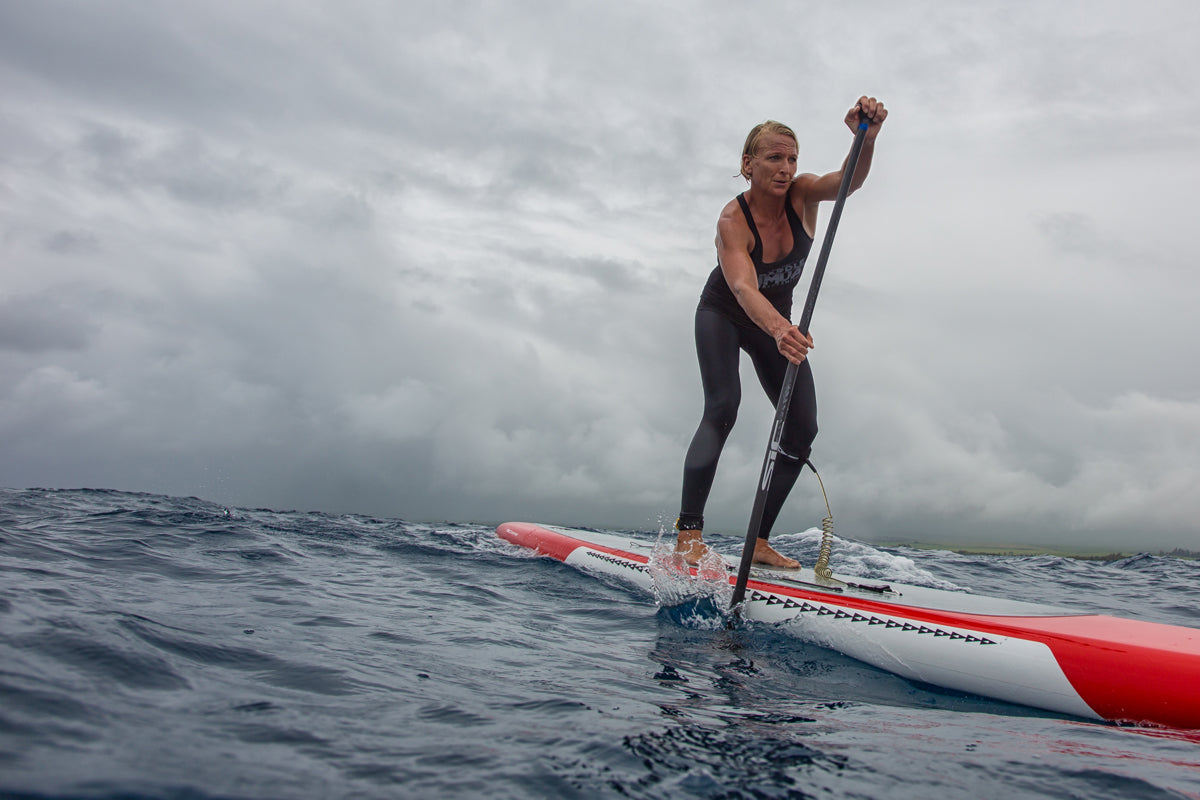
[807,460,836,581]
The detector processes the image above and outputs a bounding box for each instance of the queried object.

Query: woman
[675,96,887,568]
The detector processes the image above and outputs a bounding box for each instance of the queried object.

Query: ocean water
[2,488,1199,799]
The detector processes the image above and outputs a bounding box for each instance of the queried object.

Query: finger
[858,97,883,122]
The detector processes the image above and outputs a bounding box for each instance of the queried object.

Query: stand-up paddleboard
[496,522,1200,730]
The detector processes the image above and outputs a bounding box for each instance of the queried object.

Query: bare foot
[675,529,713,566]
[752,540,801,570]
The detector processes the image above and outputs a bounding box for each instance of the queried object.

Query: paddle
[729,114,871,613]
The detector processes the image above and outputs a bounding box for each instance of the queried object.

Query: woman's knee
[704,398,739,434]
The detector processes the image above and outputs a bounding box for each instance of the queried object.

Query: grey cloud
[74,124,290,210]
[43,230,100,255]
[0,294,97,353]
[1034,212,1109,260]
[3,0,1199,550]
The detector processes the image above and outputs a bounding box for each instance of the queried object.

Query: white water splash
[647,530,733,618]
[772,528,965,591]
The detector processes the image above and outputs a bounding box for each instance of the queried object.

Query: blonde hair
[740,120,798,179]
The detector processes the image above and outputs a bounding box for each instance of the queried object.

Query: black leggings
[679,307,817,540]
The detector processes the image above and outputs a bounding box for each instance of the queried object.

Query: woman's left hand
[846,96,887,139]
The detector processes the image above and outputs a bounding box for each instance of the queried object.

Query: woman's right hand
[773,325,814,365]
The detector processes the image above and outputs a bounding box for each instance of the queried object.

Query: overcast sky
[3,1,1199,548]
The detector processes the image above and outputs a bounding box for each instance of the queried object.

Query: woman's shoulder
[717,195,752,241]
[717,194,748,227]
[787,173,824,202]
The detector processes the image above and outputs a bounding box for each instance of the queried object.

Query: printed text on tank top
[735,193,811,291]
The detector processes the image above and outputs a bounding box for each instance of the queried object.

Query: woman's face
[744,133,798,195]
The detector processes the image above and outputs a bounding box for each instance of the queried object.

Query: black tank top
[697,193,813,330]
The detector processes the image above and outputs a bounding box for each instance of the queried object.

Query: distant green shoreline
[873,541,1200,562]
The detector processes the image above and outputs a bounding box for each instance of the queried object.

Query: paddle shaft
[729,117,870,612]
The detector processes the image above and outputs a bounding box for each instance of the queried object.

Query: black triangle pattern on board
[584,550,649,574]
[578,549,998,647]
[749,590,997,646]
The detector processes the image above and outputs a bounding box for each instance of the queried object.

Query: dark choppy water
[2,488,1199,799]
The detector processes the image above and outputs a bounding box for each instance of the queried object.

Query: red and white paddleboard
[496,521,1200,730]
